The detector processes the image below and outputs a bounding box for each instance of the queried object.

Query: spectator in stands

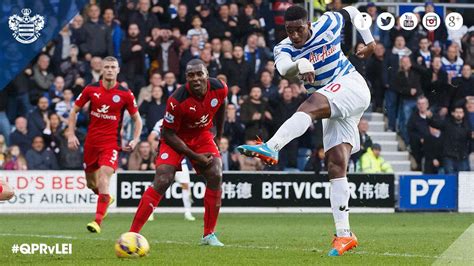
[179,34,202,82]
[259,70,279,105]
[27,96,49,138]
[48,76,65,108]
[171,3,192,35]
[418,56,449,117]
[407,96,431,171]
[139,86,166,133]
[3,145,27,170]
[103,8,123,61]
[383,35,411,131]
[227,85,243,108]
[206,4,238,41]
[394,56,423,144]
[200,48,220,78]
[163,72,179,96]
[461,32,474,67]
[442,44,464,83]
[452,64,474,104]
[358,143,393,173]
[349,42,369,78]
[60,45,87,90]
[51,26,76,74]
[271,87,302,170]
[138,72,163,106]
[0,135,6,168]
[219,136,240,171]
[25,136,59,170]
[244,33,269,76]
[128,0,159,37]
[237,4,263,42]
[223,103,245,151]
[0,90,10,145]
[350,118,373,170]
[70,14,85,46]
[32,54,54,104]
[423,126,443,174]
[55,88,74,124]
[187,16,208,49]
[427,106,472,174]
[240,86,272,141]
[222,45,253,95]
[42,113,63,161]
[84,56,103,84]
[149,28,182,78]
[238,140,265,171]
[431,40,443,57]
[80,4,113,59]
[305,146,327,176]
[7,67,33,122]
[128,141,155,170]
[412,37,432,69]
[10,117,33,155]
[367,42,385,112]
[121,23,147,94]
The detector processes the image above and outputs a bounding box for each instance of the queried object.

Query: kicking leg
[326,143,358,256]
[129,165,176,233]
[238,93,331,164]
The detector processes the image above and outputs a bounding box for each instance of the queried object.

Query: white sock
[181,187,192,213]
[266,112,312,151]
[330,177,351,237]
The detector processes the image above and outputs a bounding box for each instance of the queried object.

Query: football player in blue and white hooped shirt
[237,5,375,256]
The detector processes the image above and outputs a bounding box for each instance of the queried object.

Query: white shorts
[174,159,190,184]
[316,71,371,154]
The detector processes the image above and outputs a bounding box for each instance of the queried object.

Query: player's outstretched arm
[340,6,376,58]
[213,98,227,147]
[66,105,81,150]
[162,127,213,167]
[274,49,315,83]
[123,112,143,152]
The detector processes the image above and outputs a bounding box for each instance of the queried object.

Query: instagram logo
[423,12,440,31]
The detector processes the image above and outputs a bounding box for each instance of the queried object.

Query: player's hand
[67,135,80,150]
[194,153,214,167]
[355,42,376,59]
[123,139,139,152]
[297,58,315,84]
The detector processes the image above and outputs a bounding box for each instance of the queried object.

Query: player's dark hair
[187,59,205,67]
[284,5,308,22]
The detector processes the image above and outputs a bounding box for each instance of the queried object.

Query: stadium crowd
[0,0,473,174]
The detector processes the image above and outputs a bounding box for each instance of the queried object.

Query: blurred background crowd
[0,0,473,175]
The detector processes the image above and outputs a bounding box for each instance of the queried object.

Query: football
[115,232,150,258]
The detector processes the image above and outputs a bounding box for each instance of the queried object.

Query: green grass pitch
[0,213,473,265]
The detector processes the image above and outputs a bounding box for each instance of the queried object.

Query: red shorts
[155,131,220,171]
[83,144,120,173]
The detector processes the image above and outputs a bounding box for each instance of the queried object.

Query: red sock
[95,194,111,225]
[203,188,222,236]
[92,188,99,195]
[129,187,163,233]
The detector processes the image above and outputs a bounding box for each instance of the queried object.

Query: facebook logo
[399,175,457,211]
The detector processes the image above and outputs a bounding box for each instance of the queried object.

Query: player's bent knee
[5,191,15,200]
[327,160,347,178]
[297,93,331,119]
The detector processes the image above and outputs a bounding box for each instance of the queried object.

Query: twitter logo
[377,12,395,30]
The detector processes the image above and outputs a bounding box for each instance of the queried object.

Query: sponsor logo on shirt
[309,45,337,64]
[90,104,117,120]
[164,112,175,123]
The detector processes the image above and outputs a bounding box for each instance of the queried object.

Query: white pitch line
[0,233,473,262]
[432,224,474,265]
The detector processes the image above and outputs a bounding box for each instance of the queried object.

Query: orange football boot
[328,233,358,256]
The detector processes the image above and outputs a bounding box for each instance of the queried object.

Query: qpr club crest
[8,8,45,44]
